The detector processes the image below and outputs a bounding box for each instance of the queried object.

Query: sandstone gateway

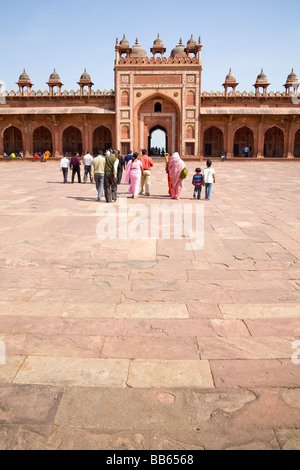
[1,35,300,160]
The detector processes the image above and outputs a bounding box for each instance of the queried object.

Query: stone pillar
[0,128,3,156]
[83,121,89,155]
[24,127,33,158]
[256,120,264,158]
[53,124,62,158]
[287,124,295,159]
[226,120,234,159]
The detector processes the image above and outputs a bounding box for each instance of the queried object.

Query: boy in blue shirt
[192,168,204,199]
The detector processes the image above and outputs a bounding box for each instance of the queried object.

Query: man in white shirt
[60,154,70,184]
[83,151,94,183]
[203,160,216,200]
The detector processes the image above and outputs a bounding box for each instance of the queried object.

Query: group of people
[34,151,51,161]
[59,149,216,202]
[4,151,24,158]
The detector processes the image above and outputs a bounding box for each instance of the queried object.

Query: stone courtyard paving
[0,159,299,450]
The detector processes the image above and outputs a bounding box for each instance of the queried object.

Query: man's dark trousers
[104,174,117,203]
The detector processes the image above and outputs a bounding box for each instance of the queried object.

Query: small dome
[171,39,185,57]
[120,34,129,45]
[80,69,91,80]
[153,34,163,46]
[19,69,30,80]
[226,68,236,81]
[257,69,268,82]
[287,69,298,83]
[49,69,60,80]
[187,34,197,45]
[131,39,147,56]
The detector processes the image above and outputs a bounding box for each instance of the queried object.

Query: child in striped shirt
[192,168,204,199]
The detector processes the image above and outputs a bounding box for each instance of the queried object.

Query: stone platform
[0,160,299,450]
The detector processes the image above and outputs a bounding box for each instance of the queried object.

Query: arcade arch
[3,126,23,154]
[93,126,112,155]
[264,126,284,158]
[233,126,254,157]
[294,129,300,158]
[203,126,224,157]
[33,126,53,154]
[62,126,83,155]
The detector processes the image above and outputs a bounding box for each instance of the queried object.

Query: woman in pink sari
[122,152,143,198]
[168,152,185,200]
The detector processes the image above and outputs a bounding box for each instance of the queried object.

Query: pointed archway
[148,125,168,156]
[93,126,112,155]
[264,126,284,158]
[33,126,53,154]
[234,126,254,157]
[294,129,300,158]
[62,126,83,155]
[203,126,224,157]
[3,126,23,154]
[137,94,179,155]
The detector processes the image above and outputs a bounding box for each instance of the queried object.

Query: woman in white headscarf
[168,152,185,200]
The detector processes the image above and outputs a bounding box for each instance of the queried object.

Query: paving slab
[0,160,299,450]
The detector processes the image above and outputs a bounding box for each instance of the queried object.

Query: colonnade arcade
[0,123,113,157]
[1,121,300,159]
[202,124,300,158]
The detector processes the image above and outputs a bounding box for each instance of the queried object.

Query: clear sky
[1,0,299,94]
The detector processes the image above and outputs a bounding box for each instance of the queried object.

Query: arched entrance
[93,126,112,155]
[203,126,224,157]
[137,95,179,156]
[294,129,300,158]
[234,126,254,157]
[264,127,284,158]
[62,126,83,155]
[149,126,167,156]
[33,126,53,154]
[3,126,23,154]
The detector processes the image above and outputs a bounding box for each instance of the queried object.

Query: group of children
[192,160,216,200]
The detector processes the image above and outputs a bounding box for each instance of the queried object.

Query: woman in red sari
[165,153,172,197]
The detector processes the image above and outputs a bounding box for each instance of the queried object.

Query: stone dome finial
[49,69,60,80]
[131,39,147,56]
[226,68,236,82]
[257,68,267,82]
[187,34,197,45]
[153,33,163,45]
[80,69,91,80]
[287,68,298,83]
[120,34,129,45]
[19,69,30,81]
[171,39,186,57]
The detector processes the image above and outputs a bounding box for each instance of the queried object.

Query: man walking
[91,151,106,201]
[70,153,81,183]
[104,150,119,203]
[140,149,154,196]
[117,151,125,184]
[83,151,93,183]
[125,149,133,167]
[60,153,70,183]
